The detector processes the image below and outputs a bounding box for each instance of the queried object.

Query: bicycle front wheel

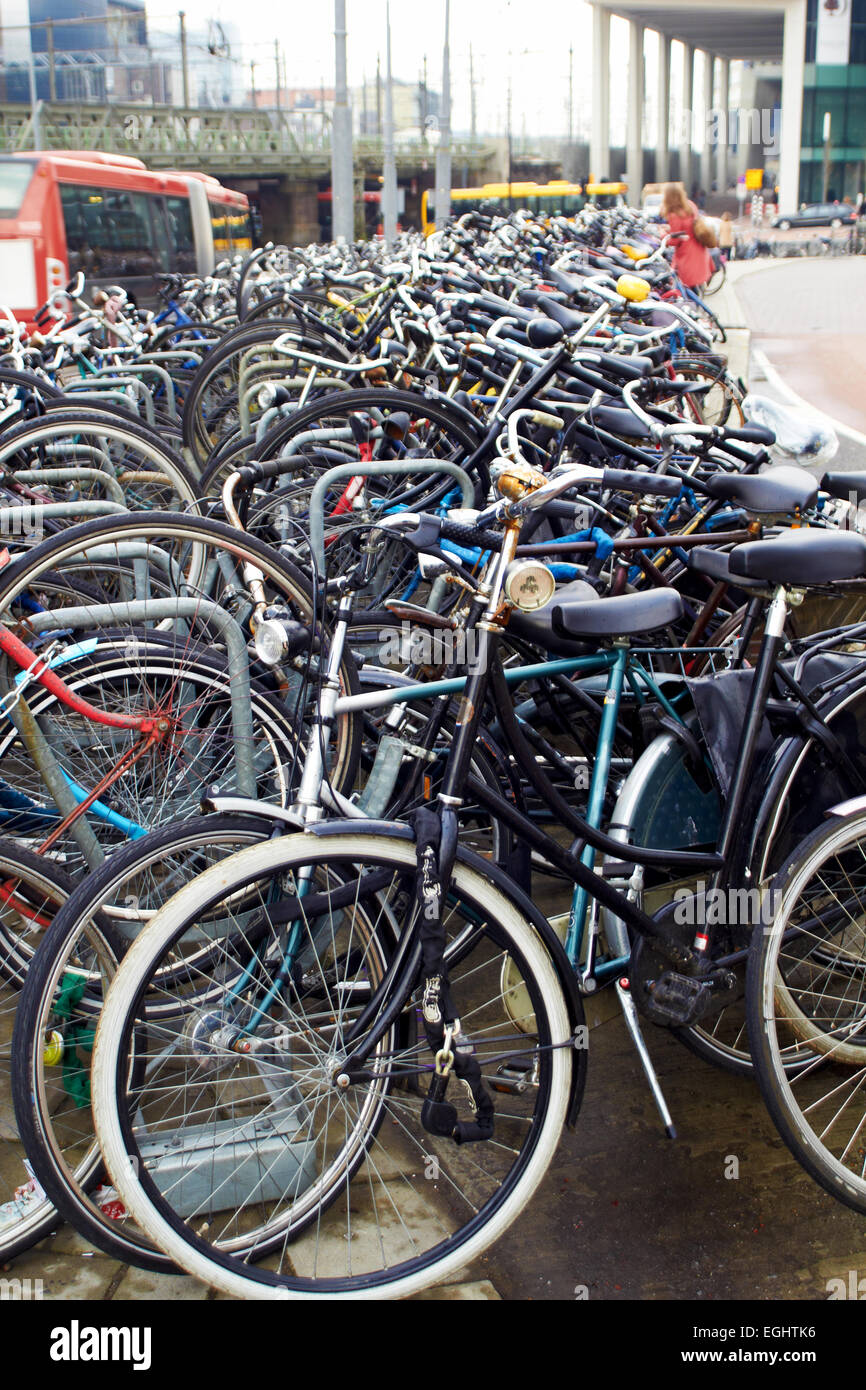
[91,828,576,1298]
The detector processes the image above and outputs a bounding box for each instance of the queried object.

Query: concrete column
[700,51,714,195]
[778,0,807,214]
[590,3,611,182]
[680,44,694,193]
[656,33,671,183]
[331,0,354,244]
[716,56,730,191]
[625,19,644,203]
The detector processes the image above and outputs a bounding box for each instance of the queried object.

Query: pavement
[732,257,866,445]
[5,256,866,1305]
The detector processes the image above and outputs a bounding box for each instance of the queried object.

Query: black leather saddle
[728,528,866,585]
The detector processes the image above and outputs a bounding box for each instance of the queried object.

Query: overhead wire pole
[506,69,513,202]
[469,44,476,143]
[567,43,573,176]
[331,0,354,244]
[434,0,451,232]
[381,1,398,245]
[178,10,189,106]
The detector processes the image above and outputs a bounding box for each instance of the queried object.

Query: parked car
[772,202,857,230]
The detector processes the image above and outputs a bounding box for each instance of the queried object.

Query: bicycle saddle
[704,465,818,515]
[516,287,567,309]
[585,405,651,438]
[551,588,684,640]
[687,546,771,592]
[728,528,866,586]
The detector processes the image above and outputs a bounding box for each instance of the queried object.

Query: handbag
[693,215,719,248]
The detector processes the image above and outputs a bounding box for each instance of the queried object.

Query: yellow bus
[583,181,629,209]
[421,180,585,234]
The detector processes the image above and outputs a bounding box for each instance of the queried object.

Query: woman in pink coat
[661,182,713,289]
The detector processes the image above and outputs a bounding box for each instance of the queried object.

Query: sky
[143,0,603,139]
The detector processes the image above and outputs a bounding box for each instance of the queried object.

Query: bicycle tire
[0,409,201,513]
[0,512,362,809]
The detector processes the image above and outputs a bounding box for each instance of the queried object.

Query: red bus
[0,151,252,320]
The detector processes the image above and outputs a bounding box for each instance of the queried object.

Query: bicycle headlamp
[616,274,651,303]
[504,560,556,611]
[253,617,290,667]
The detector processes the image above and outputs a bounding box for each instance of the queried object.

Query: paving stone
[10,1248,118,1300]
[409,1279,501,1300]
[111,1266,211,1300]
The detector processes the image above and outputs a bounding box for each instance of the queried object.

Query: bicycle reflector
[616,274,651,303]
[504,560,556,611]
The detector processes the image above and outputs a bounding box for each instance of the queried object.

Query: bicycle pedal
[490,1059,537,1095]
[640,967,737,1028]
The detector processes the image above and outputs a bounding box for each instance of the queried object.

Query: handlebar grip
[601,468,684,498]
[722,425,777,446]
[236,459,288,486]
[437,517,503,552]
[591,352,654,381]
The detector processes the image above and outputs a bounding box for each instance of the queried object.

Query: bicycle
[87,460,866,1297]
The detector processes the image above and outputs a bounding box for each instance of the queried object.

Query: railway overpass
[0,99,496,241]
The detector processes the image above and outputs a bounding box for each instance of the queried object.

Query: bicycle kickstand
[615,977,677,1140]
